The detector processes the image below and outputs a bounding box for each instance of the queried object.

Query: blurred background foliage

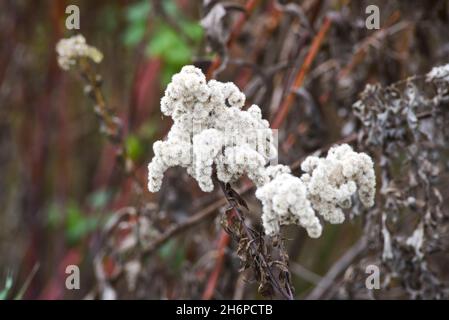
[0,0,448,299]
[0,0,206,299]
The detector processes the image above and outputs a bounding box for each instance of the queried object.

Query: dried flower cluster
[147,65,276,193]
[56,34,103,70]
[148,66,376,238]
[301,144,376,223]
[257,145,376,238]
[346,64,449,299]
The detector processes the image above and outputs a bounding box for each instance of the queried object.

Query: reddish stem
[271,17,332,129]
[206,0,260,79]
[202,230,231,300]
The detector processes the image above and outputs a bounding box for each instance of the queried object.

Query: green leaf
[146,25,192,86]
[157,239,185,271]
[165,40,192,65]
[148,24,192,63]
[158,239,176,259]
[126,135,145,161]
[181,21,204,42]
[126,1,151,22]
[123,0,151,47]
[162,0,179,18]
[161,65,179,87]
[146,25,178,57]
[65,203,100,245]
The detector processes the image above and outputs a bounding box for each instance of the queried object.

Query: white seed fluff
[147,65,276,193]
[255,144,376,238]
[148,66,376,238]
[56,34,103,70]
[301,144,376,224]
[255,165,322,238]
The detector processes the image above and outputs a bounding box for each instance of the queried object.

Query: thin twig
[77,58,144,188]
[337,11,402,80]
[202,230,231,300]
[271,16,332,129]
[290,262,322,285]
[306,237,367,300]
[142,197,227,258]
[206,0,260,79]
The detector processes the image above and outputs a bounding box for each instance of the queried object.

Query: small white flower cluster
[426,64,449,83]
[255,165,322,238]
[300,144,376,224]
[56,34,103,70]
[255,144,375,238]
[148,65,276,193]
[148,66,376,238]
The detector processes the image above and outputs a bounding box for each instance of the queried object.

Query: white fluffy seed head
[56,34,103,70]
[256,171,322,238]
[256,145,376,238]
[147,65,276,194]
[301,144,376,223]
[147,66,376,239]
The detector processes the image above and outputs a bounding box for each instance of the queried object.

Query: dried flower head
[148,66,376,238]
[56,34,103,70]
[301,144,376,224]
[147,65,276,193]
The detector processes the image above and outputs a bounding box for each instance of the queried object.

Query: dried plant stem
[337,11,402,80]
[142,197,227,258]
[78,58,122,147]
[216,180,294,300]
[228,0,260,46]
[77,58,144,188]
[202,231,231,300]
[306,237,367,300]
[271,16,332,129]
[206,0,260,79]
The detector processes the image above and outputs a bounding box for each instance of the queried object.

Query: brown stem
[271,16,332,129]
[206,0,261,79]
[76,58,144,188]
[142,197,227,258]
[306,237,367,300]
[216,179,294,300]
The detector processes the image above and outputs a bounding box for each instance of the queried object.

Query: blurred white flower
[56,34,103,70]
